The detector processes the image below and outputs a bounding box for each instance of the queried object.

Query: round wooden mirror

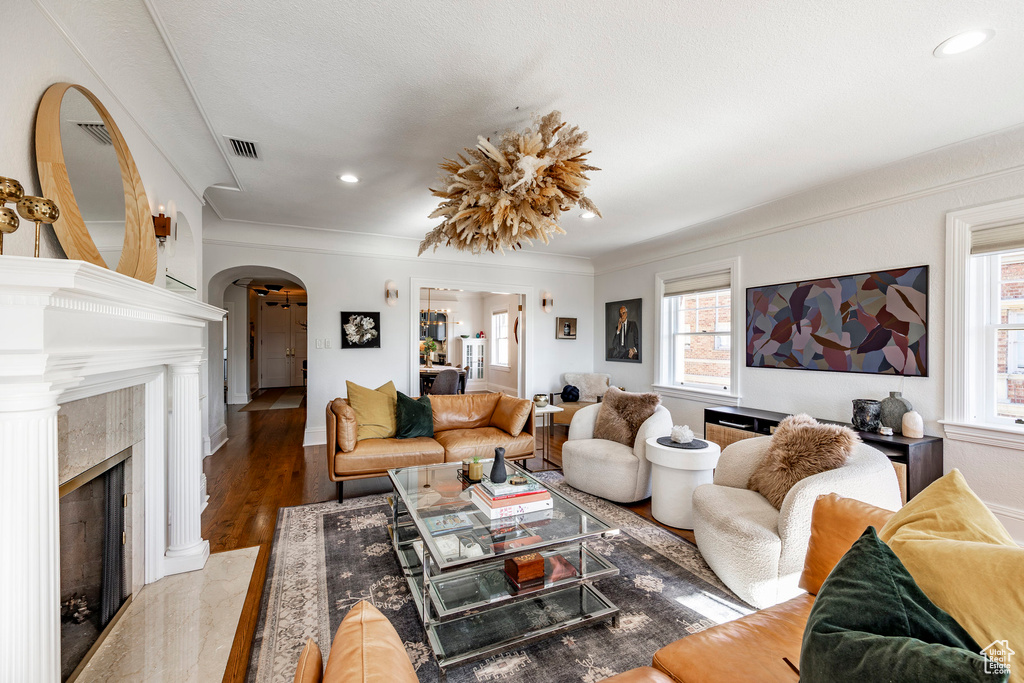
[35,83,157,283]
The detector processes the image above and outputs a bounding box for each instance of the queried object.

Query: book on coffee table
[422,511,475,536]
[471,485,552,519]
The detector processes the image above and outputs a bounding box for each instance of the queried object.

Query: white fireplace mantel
[0,256,225,683]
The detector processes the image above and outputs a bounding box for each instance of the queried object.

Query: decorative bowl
[533,394,549,407]
[460,334,470,338]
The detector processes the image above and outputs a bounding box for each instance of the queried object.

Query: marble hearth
[0,257,225,682]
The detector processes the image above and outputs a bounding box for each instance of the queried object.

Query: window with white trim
[491,309,509,366]
[973,244,1024,426]
[660,270,733,393]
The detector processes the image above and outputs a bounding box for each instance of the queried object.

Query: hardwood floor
[205,401,695,682]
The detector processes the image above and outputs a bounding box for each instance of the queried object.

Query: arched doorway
[205,266,308,452]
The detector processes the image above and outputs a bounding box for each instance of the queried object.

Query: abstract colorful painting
[746,266,927,376]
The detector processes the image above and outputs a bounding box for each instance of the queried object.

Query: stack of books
[471,479,552,519]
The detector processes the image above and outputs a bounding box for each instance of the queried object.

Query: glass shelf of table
[388,462,616,571]
[426,584,618,668]
[391,534,617,620]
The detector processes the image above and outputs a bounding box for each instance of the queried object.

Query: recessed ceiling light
[338,174,359,183]
[581,211,597,219]
[933,29,995,57]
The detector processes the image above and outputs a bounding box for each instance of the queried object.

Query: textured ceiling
[48,0,1024,258]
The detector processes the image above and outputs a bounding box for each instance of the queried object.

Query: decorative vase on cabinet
[879,392,913,434]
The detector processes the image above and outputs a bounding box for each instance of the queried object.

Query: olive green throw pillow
[800,528,1007,682]
[345,380,397,440]
[395,392,433,439]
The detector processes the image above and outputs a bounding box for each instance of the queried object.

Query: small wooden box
[504,553,544,585]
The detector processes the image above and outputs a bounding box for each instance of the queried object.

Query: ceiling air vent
[226,137,260,159]
[76,122,112,145]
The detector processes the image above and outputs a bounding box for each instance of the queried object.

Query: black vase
[852,399,882,432]
[490,447,507,484]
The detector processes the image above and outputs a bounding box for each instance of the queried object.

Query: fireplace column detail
[0,387,60,683]
[164,360,210,574]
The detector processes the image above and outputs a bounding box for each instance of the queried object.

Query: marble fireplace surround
[0,256,225,682]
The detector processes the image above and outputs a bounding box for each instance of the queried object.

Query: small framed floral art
[341,312,381,349]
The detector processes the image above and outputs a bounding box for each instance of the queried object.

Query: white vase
[902,410,924,439]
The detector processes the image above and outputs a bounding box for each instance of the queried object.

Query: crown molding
[141,0,244,192]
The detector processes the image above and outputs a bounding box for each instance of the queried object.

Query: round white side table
[645,437,722,529]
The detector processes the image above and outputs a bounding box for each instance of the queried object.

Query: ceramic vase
[879,391,913,434]
[468,461,483,481]
[852,399,882,432]
[902,410,924,438]
[490,447,507,484]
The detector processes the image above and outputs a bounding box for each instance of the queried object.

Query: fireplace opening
[59,449,130,681]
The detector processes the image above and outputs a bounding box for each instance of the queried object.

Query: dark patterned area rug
[247,472,752,683]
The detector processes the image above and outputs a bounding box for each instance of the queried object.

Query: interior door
[290,305,308,386]
[259,302,291,388]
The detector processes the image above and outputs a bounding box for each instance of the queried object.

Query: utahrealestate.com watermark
[981,640,1014,676]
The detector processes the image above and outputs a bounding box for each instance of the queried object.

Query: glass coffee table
[386,460,621,674]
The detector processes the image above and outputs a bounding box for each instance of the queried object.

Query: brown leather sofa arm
[798,493,896,595]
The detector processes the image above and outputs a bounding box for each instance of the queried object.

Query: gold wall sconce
[385,280,399,307]
[541,291,554,313]
[0,176,25,255]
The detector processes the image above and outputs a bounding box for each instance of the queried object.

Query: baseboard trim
[304,426,327,447]
[487,383,518,395]
[987,502,1024,545]
[228,392,249,405]
[204,424,228,456]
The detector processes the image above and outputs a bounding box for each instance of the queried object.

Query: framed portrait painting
[556,317,577,340]
[605,298,642,362]
[341,311,381,349]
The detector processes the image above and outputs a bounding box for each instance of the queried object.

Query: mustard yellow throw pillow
[878,469,1024,681]
[345,381,397,440]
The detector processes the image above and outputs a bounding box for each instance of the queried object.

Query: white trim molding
[652,383,741,406]
[944,197,1024,448]
[205,422,228,456]
[304,426,327,447]
[940,421,1024,451]
[653,257,742,405]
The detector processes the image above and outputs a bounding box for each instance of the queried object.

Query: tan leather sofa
[327,392,535,501]
[293,600,417,683]
[603,494,895,683]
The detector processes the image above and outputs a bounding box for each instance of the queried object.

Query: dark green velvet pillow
[395,392,433,439]
[800,528,1007,682]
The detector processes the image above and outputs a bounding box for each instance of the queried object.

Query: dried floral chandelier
[418,111,600,256]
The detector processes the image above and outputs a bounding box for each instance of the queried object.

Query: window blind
[663,270,731,297]
[971,222,1024,255]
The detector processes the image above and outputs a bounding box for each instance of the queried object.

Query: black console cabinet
[704,406,943,501]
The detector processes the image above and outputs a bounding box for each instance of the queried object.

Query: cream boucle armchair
[693,436,902,609]
[561,402,673,503]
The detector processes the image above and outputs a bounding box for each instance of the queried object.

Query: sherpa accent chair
[692,436,902,609]
[561,402,673,503]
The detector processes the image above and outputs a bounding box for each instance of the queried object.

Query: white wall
[4,2,204,267]
[204,210,595,446]
[593,124,1024,540]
